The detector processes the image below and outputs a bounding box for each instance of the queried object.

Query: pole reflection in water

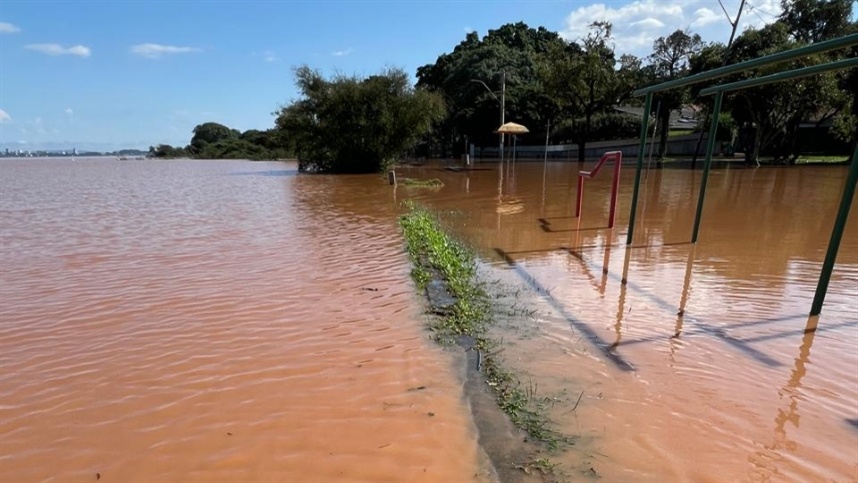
[541,158,548,215]
[611,247,634,350]
[496,159,503,231]
[674,244,697,338]
[394,161,858,482]
[748,316,820,477]
[599,236,612,295]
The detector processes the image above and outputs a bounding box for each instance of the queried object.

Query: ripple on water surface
[398,162,858,482]
[0,159,483,482]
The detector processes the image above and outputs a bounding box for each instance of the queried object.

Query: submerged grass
[795,155,849,164]
[401,177,445,188]
[399,202,570,452]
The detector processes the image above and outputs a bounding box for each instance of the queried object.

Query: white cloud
[64,108,74,116]
[130,43,200,59]
[332,47,353,57]
[691,7,723,28]
[0,109,11,123]
[631,18,665,29]
[561,0,783,58]
[26,43,91,57]
[0,22,21,34]
[562,0,684,53]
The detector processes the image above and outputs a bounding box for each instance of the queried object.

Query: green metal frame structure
[624,33,858,316]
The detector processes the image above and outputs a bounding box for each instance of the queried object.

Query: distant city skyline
[0,0,807,150]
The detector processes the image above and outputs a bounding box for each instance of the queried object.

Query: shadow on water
[493,247,635,372]
[226,169,299,177]
[405,161,858,481]
[563,245,786,367]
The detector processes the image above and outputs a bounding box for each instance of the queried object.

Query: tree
[542,22,641,161]
[149,125,290,161]
[690,0,855,162]
[189,122,239,155]
[149,144,188,159]
[275,66,445,173]
[780,0,853,43]
[646,29,704,159]
[416,23,566,156]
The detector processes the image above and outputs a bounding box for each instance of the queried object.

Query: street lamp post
[470,72,506,161]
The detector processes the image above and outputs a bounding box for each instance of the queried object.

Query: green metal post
[691,90,724,243]
[626,92,652,246]
[698,57,858,97]
[810,141,858,315]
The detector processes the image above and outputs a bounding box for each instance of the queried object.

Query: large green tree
[188,122,240,156]
[542,22,641,161]
[689,0,855,162]
[275,66,445,173]
[150,125,290,160]
[646,29,704,159]
[416,22,565,156]
[780,0,854,42]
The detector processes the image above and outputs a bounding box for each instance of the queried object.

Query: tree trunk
[657,109,671,159]
[578,114,591,163]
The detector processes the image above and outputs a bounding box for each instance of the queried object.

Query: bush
[274,66,446,173]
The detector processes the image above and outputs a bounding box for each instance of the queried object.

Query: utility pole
[471,72,507,162]
[500,71,506,162]
[725,0,746,48]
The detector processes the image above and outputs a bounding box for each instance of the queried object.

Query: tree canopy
[149,125,290,160]
[416,22,566,155]
[689,0,855,162]
[274,66,445,173]
[541,22,641,161]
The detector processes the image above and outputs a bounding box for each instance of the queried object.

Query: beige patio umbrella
[494,122,530,134]
[495,122,529,164]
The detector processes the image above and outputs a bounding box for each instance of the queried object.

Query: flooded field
[1,157,856,482]
[401,159,858,482]
[0,158,488,482]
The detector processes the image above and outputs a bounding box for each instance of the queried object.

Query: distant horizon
[0,144,148,154]
[0,140,154,152]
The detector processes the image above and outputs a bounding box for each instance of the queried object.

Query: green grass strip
[401,178,445,188]
[399,202,571,451]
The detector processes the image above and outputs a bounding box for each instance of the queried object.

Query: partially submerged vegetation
[795,155,850,164]
[276,67,445,173]
[149,122,291,161]
[400,178,444,188]
[399,204,571,453]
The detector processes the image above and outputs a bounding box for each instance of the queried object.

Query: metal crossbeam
[633,33,858,97]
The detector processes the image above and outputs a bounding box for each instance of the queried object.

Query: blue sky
[0,0,792,151]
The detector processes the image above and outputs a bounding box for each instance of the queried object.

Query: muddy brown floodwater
[401,159,858,482]
[2,157,856,483]
[0,158,491,482]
